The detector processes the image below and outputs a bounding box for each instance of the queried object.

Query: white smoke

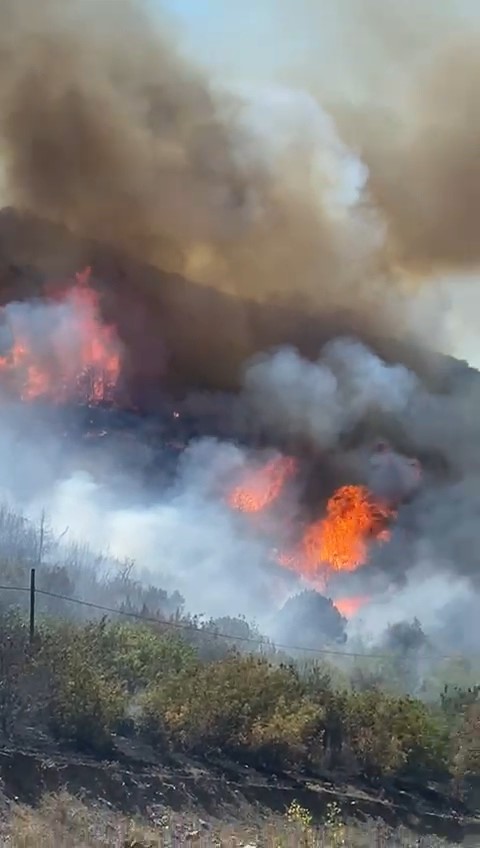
[26,440,283,619]
[349,560,471,642]
[230,83,368,216]
[244,337,418,449]
[0,302,477,659]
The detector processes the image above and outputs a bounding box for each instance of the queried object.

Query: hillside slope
[0,742,477,846]
[0,208,469,407]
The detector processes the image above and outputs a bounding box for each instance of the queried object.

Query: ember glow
[0,268,121,404]
[228,456,297,513]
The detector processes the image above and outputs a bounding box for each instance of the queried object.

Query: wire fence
[0,569,475,664]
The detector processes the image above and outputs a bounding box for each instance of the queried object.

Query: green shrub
[48,656,126,753]
[0,609,34,738]
[249,695,323,769]
[452,702,480,783]
[345,691,449,778]
[39,621,127,753]
[0,608,466,784]
[140,654,310,763]
[88,620,197,693]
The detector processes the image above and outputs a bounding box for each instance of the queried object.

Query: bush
[345,691,449,779]
[452,702,480,783]
[0,606,468,788]
[274,590,347,649]
[249,696,323,769]
[87,620,197,693]
[0,610,34,739]
[48,657,126,754]
[140,653,315,767]
[39,621,127,753]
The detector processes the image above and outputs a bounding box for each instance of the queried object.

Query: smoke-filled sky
[153,0,480,368]
[157,1,480,87]
[1,0,480,372]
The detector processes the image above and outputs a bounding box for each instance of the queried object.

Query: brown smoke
[0,0,479,391]
[288,0,480,277]
[339,36,480,274]
[0,0,245,274]
[0,0,358,303]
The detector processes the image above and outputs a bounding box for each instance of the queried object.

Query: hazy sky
[157,0,421,99]
[157,0,480,86]
[157,0,315,82]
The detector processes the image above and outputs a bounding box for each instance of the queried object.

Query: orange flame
[302,485,394,576]
[0,268,121,404]
[273,485,394,621]
[228,456,296,514]
[226,454,398,622]
[335,595,370,618]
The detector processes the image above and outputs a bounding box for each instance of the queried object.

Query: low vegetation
[0,791,459,846]
[0,608,477,802]
[0,503,477,843]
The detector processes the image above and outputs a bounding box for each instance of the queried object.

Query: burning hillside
[226,452,407,618]
[0,0,477,655]
[2,240,480,653]
[0,255,473,637]
[0,267,121,405]
[0,247,475,657]
[0,259,424,623]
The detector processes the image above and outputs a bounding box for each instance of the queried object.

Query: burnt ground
[0,735,478,845]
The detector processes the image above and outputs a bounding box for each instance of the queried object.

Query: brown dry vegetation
[0,791,460,847]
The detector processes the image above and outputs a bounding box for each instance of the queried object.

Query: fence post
[29,568,36,644]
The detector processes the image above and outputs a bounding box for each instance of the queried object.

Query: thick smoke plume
[329,32,480,275]
[278,0,480,276]
[244,339,419,451]
[243,339,480,598]
[2,0,479,385]
[0,2,480,665]
[0,297,476,656]
[0,0,358,305]
[0,289,476,667]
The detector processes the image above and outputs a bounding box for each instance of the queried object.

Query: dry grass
[0,791,459,847]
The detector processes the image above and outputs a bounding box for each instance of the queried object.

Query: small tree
[40,620,127,754]
[0,610,34,739]
[452,702,480,801]
[274,590,347,651]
